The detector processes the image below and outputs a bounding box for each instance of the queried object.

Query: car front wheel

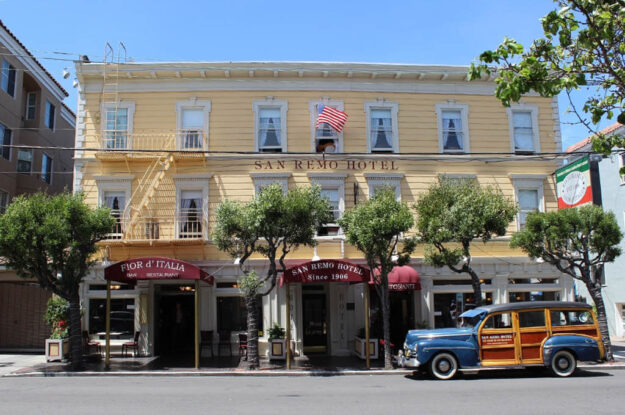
[550,350,577,377]
[429,352,458,380]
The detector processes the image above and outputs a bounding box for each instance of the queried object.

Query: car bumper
[397,351,421,368]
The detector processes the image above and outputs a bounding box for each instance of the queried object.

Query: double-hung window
[26,93,37,120]
[0,123,11,160]
[41,154,52,184]
[512,176,545,230]
[436,102,470,153]
[44,100,55,130]
[103,191,126,239]
[101,102,135,149]
[365,173,403,201]
[507,104,540,154]
[179,190,203,238]
[365,101,398,153]
[0,190,9,214]
[309,173,346,237]
[17,149,32,173]
[254,100,288,153]
[310,100,344,153]
[176,99,210,150]
[1,60,15,97]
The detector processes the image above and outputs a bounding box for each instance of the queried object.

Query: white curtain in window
[259,108,281,148]
[320,188,340,220]
[180,191,202,217]
[370,109,392,149]
[103,193,125,211]
[518,189,538,227]
[442,110,462,150]
[513,112,534,150]
[181,108,204,148]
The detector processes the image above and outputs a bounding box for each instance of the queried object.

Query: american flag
[315,105,348,133]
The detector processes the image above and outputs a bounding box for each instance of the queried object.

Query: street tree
[0,193,114,370]
[212,184,332,369]
[338,187,417,369]
[414,179,517,308]
[468,0,625,157]
[510,205,622,360]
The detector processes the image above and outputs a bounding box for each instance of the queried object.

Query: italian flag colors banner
[556,157,593,209]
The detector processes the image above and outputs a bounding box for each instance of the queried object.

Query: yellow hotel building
[74,61,572,359]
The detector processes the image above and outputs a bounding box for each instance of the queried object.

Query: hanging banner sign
[281,259,369,284]
[556,157,593,209]
[105,257,214,285]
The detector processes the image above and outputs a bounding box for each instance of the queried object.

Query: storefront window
[89,298,135,339]
[217,296,263,333]
[434,293,493,328]
[508,291,557,303]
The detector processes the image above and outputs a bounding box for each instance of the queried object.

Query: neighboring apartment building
[0,20,75,350]
[74,60,569,359]
[565,123,625,339]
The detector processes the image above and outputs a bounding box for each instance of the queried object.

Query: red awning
[372,266,420,291]
[105,257,214,285]
[281,259,369,285]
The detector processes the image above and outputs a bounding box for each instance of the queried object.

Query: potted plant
[353,327,378,360]
[44,295,70,362]
[268,323,286,360]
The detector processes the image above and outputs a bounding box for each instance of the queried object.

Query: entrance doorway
[302,287,327,354]
[155,287,195,357]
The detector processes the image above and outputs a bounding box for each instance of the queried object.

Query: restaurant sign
[556,157,593,209]
[282,259,369,284]
[105,257,214,285]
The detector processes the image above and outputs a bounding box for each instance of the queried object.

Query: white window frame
[364,101,399,153]
[173,174,211,240]
[619,152,625,185]
[16,149,33,174]
[100,101,136,148]
[511,175,546,231]
[309,99,344,153]
[41,153,53,184]
[309,173,347,238]
[96,175,134,240]
[253,99,288,153]
[507,103,540,154]
[25,92,37,120]
[251,172,291,195]
[44,100,55,131]
[175,98,211,150]
[365,173,404,201]
[435,102,470,153]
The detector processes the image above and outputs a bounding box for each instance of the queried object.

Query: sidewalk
[2,351,625,377]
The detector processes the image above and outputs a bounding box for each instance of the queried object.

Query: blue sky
[1,0,611,149]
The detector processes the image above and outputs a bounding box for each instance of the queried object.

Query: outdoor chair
[121,331,140,357]
[238,333,248,360]
[82,331,102,356]
[217,330,232,356]
[200,330,214,357]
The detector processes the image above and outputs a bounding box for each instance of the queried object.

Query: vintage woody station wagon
[398,301,604,380]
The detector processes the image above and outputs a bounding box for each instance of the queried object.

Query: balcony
[93,131,206,160]
[102,213,209,243]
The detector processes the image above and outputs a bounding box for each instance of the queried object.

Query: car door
[516,309,549,365]
[479,312,519,366]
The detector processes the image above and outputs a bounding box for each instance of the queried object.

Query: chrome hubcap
[557,357,570,370]
[438,360,451,373]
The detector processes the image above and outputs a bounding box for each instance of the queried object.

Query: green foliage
[237,270,263,298]
[415,179,518,268]
[268,323,286,340]
[0,192,115,299]
[44,296,69,339]
[510,205,622,281]
[469,0,625,154]
[213,184,333,294]
[338,187,416,273]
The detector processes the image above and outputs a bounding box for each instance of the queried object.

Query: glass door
[302,292,327,354]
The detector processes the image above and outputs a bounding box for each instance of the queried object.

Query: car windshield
[459,315,482,328]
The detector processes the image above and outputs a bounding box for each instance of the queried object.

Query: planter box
[353,337,378,360]
[45,338,69,362]
[269,339,286,360]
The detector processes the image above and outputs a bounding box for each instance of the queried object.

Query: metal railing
[95,132,207,152]
[102,214,209,241]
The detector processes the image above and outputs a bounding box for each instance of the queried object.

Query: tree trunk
[380,281,393,369]
[68,294,83,371]
[244,293,259,369]
[468,267,483,307]
[587,283,613,361]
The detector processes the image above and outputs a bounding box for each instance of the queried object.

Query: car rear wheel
[550,350,577,377]
[429,352,458,380]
